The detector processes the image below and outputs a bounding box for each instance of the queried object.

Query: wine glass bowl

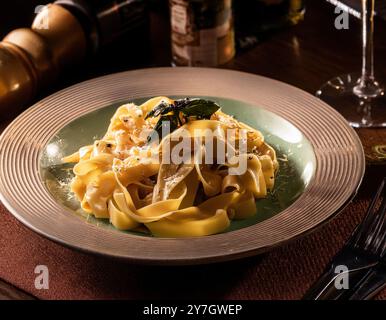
[316,0,386,128]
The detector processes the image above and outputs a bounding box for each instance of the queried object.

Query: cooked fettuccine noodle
[63,96,278,237]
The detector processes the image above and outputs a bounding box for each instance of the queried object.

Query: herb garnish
[145,98,220,142]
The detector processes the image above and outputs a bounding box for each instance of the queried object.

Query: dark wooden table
[0,0,385,299]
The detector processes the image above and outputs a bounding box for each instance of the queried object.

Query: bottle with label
[170,0,235,67]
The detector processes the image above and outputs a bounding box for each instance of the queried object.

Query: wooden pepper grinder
[0,4,87,116]
[0,0,148,117]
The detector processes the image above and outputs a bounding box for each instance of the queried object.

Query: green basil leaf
[180,99,220,119]
[145,101,171,119]
[145,98,220,143]
[147,115,179,143]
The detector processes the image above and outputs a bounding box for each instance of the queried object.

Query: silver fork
[303,177,386,300]
[348,182,386,300]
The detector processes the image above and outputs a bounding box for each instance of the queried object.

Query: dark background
[0,0,379,121]
[0,0,170,103]
[1,0,51,38]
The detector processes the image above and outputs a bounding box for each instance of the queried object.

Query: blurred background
[0,0,310,118]
[0,0,385,122]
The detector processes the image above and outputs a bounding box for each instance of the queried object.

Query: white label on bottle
[171,5,187,34]
[172,42,190,60]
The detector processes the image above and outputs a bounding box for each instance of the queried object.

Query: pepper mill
[0,0,148,117]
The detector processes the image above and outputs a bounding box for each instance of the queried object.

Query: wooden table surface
[0,0,385,299]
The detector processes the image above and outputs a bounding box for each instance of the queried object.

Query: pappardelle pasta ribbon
[63,97,278,237]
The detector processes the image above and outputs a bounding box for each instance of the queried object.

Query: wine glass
[316,0,386,128]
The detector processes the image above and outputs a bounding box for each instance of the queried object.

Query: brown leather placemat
[0,167,385,300]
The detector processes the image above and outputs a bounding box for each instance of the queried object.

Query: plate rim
[0,67,365,264]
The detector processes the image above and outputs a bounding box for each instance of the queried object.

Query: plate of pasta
[0,68,365,264]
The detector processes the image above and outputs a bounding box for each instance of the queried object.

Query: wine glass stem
[361,0,374,82]
[354,0,383,97]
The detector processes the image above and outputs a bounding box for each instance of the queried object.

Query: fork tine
[366,179,386,255]
[303,179,385,300]
[351,178,386,248]
[378,222,386,258]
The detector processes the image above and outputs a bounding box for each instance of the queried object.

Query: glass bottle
[170,0,235,67]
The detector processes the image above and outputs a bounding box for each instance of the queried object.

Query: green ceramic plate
[41,96,316,236]
[0,68,364,264]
